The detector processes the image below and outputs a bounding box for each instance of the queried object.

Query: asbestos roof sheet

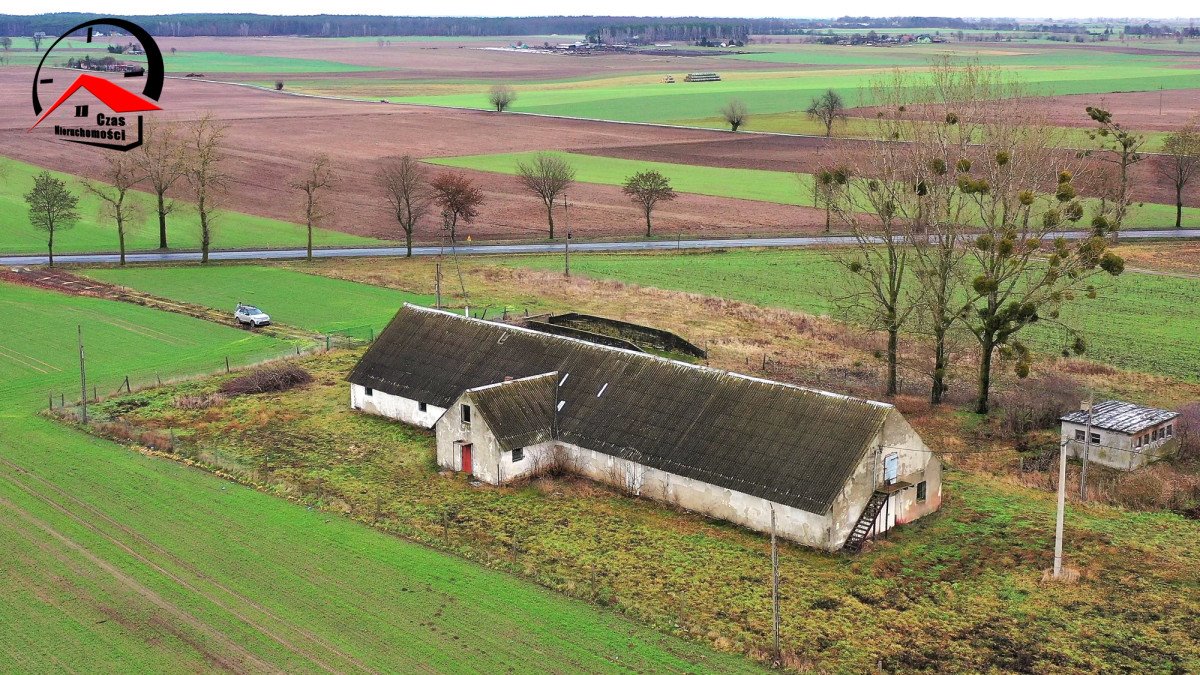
[349,305,895,515]
[1060,400,1178,434]
[468,373,556,451]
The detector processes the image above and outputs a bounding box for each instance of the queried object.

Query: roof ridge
[465,371,558,394]
[404,304,893,411]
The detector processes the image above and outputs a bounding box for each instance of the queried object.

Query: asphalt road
[3,229,1199,267]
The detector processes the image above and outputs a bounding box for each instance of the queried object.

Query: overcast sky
[5,2,1195,20]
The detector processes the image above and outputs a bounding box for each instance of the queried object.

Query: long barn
[349,305,942,551]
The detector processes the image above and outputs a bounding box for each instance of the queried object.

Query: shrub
[174,393,226,409]
[219,364,312,396]
[994,373,1083,437]
[274,80,284,91]
[1178,402,1200,460]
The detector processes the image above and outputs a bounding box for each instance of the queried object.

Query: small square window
[1074,430,1085,441]
[1166,424,1173,437]
[1136,436,1143,448]
[512,448,524,462]
[916,481,927,502]
[418,401,428,412]
[1144,433,1151,445]
[1089,432,1100,444]
[461,404,472,424]
[364,387,373,397]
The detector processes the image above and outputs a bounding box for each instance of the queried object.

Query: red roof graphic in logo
[29,73,161,131]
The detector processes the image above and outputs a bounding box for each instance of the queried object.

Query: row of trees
[821,58,1126,414]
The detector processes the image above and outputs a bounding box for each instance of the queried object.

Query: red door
[461,444,472,475]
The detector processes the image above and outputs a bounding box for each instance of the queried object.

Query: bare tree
[31,34,43,51]
[377,155,431,257]
[136,118,185,249]
[488,84,517,113]
[181,114,229,264]
[290,154,337,261]
[1086,106,1145,241]
[806,89,847,137]
[516,152,575,238]
[720,98,748,132]
[431,172,484,242]
[622,170,677,237]
[82,154,145,266]
[25,172,79,267]
[812,166,850,233]
[1156,122,1200,228]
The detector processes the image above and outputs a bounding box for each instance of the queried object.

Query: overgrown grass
[0,156,384,255]
[504,249,1200,381]
[0,278,749,672]
[87,348,1200,673]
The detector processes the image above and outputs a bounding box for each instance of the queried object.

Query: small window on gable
[1089,432,1100,444]
[418,401,428,412]
[1074,430,1085,441]
[1166,424,1174,437]
[364,387,373,397]
[512,448,524,462]
[916,481,927,502]
[461,404,472,424]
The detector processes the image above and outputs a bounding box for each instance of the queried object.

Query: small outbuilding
[1060,400,1179,470]
[349,305,942,551]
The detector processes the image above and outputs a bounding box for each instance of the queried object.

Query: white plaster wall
[1061,421,1178,470]
[350,384,445,429]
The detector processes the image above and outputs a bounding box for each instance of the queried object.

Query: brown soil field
[153,35,782,80]
[0,70,821,242]
[587,133,1200,208]
[854,89,1200,133]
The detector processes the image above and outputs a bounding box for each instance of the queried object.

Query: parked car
[234,303,271,327]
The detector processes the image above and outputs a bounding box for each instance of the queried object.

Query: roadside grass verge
[81,265,433,333]
[0,156,384,255]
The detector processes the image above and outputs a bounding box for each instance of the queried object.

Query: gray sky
[5,2,1195,20]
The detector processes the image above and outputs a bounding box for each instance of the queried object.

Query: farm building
[349,305,941,551]
[1061,400,1179,470]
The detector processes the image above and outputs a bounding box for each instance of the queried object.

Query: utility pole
[1053,437,1070,578]
[1080,397,1093,500]
[435,262,442,309]
[563,192,570,278]
[77,325,87,424]
[770,506,780,664]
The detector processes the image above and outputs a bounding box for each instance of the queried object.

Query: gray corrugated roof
[1060,400,1178,434]
[467,373,556,451]
[349,305,894,515]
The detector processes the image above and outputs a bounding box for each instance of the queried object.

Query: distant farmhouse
[349,305,941,551]
[1061,400,1179,470]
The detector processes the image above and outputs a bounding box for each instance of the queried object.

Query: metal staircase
[842,490,889,552]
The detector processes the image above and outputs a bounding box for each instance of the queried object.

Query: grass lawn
[504,249,1200,381]
[81,347,1200,672]
[83,265,434,334]
[0,279,752,672]
[0,156,384,255]
[428,151,1200,228]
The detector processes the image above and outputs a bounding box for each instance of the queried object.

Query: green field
[505,249,1200,381]
[429,151,1200,229]
[0,278,755,671]
[83,265,433,333]
[0,157,383,255]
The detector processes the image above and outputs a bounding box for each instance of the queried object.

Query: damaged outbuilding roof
[349,305,895,515]
[1061,400,1178,434]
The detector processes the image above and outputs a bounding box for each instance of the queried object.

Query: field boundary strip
[0,346,61,374]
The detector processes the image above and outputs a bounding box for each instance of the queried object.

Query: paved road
[3,229,1199,267]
